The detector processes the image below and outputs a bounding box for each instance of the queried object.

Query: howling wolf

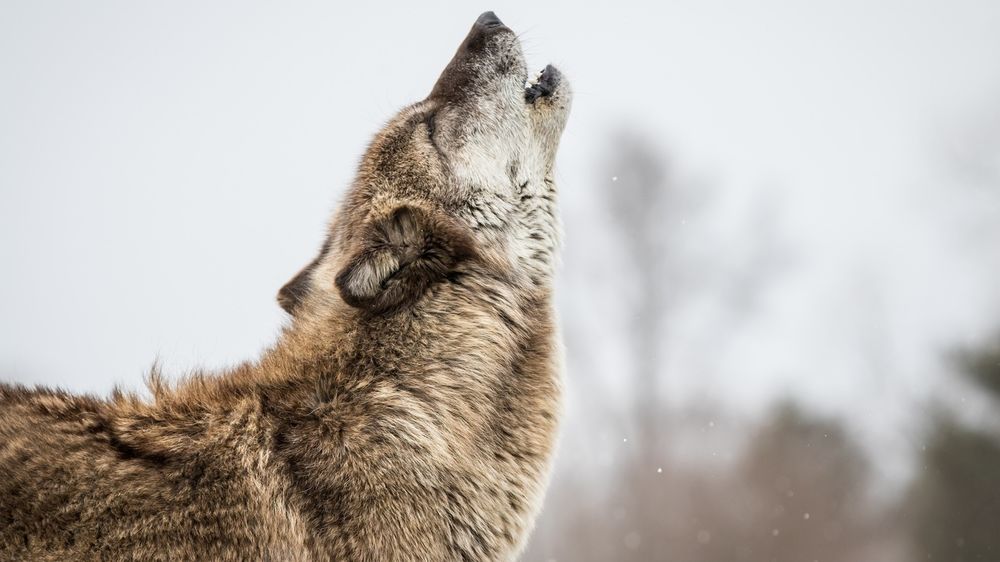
[0,11,571,561]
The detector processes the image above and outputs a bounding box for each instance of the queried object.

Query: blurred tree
[716,403,880,562]
[906,338,1000,561]
[531,403,891,561]
[605,130,682,412]
[525,129,710,561]
[607,403,884,562]
[523,131,895,561]
[604,130,702,561]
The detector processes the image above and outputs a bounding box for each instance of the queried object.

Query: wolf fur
[0,11,570,562]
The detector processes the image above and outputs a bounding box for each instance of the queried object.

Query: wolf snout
[476,11,505,29]
[428,11,519,102]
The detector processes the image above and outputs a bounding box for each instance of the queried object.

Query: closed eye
[424,112,436,138]
[423,112,445,157]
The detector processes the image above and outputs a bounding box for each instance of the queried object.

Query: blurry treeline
[523,131,1000,561]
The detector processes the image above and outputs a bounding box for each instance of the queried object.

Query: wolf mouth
[525,64,561,103]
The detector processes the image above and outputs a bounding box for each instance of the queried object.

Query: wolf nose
[476,11,503,28]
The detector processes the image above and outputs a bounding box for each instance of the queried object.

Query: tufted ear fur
[334,205,476,313]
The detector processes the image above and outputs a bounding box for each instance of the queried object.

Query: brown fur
[0,12,570,561]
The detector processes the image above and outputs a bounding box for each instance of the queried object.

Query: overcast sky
[3,1,1000,478]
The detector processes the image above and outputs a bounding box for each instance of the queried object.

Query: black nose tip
[476,11,503,28]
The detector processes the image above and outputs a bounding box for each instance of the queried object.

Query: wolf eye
[424,112,445,158]
[424,113,437,139]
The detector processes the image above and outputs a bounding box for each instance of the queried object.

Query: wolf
[0,11,570,562]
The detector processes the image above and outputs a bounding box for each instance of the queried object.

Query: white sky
[3,1,1000,480]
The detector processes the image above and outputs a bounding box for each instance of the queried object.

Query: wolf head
[278,12,571,316]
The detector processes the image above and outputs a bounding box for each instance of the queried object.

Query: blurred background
[3,1,1000,560]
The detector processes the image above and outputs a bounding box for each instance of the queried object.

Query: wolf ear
[335,205,476,313]
[277,258,320,315]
